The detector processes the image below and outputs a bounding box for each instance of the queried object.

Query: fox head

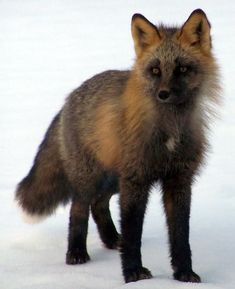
[131,9,219,106]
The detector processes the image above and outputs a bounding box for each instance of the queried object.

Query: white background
[1,1,235,288]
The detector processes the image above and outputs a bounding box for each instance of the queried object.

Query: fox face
[131,10,213,106]
[142,42,203,105]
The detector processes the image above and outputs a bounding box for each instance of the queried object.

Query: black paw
[66,250,90,265]
[174,270,201,283]
[103,234,121,250]
[124,266,152,283]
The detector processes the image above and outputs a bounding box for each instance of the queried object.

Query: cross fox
[16,9,221,283]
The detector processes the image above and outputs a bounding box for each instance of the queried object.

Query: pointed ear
[178,9,211,54]
[131,14,161,57]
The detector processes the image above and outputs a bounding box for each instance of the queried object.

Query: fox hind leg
[66,197,90,265]
[91,191,120,249]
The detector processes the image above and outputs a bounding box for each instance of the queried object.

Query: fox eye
[152,67,161,76]
[179,66,188,73]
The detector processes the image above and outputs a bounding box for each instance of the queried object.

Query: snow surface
[1,1,235,288]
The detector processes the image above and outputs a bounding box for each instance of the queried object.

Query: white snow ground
[1,1,235,288]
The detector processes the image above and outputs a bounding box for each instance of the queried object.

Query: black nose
[158,90,170,101]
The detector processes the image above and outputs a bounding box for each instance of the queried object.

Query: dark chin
[171,96,189,105]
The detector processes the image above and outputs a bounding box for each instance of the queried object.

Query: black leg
[91,192,120,249]
[161,175,201,283]
[66,198,90,265]
[119,178,152,283]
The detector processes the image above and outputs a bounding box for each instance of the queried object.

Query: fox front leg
[119,176,152,283]
[161,175,201,283]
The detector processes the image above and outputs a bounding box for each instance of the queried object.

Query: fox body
[16,10,220,283]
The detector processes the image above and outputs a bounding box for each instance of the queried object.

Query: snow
[1,0,235,288]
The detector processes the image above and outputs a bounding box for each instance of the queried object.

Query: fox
[15,9,221,283]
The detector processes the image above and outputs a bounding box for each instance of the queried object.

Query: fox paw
[66,250,90,265]
[174,270,201,283]
[103,234,121,250]
[124,266,152,283]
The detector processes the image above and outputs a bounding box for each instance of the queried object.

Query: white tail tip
[15,201,47,224]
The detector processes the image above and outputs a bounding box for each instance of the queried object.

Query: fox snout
[156,89,181,104]
[156,87,195,105]
[157,90,170,102]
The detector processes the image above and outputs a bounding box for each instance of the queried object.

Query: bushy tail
[15,113,71,223]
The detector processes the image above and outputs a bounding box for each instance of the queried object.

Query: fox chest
[145,132,202,178]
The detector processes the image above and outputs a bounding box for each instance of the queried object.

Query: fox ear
[131,14,161,57]
[178,9,211,54]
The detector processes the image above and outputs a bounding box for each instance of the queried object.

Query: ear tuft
[192,9,210,18]
[131,14,161,57]
[178,9,211,54]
